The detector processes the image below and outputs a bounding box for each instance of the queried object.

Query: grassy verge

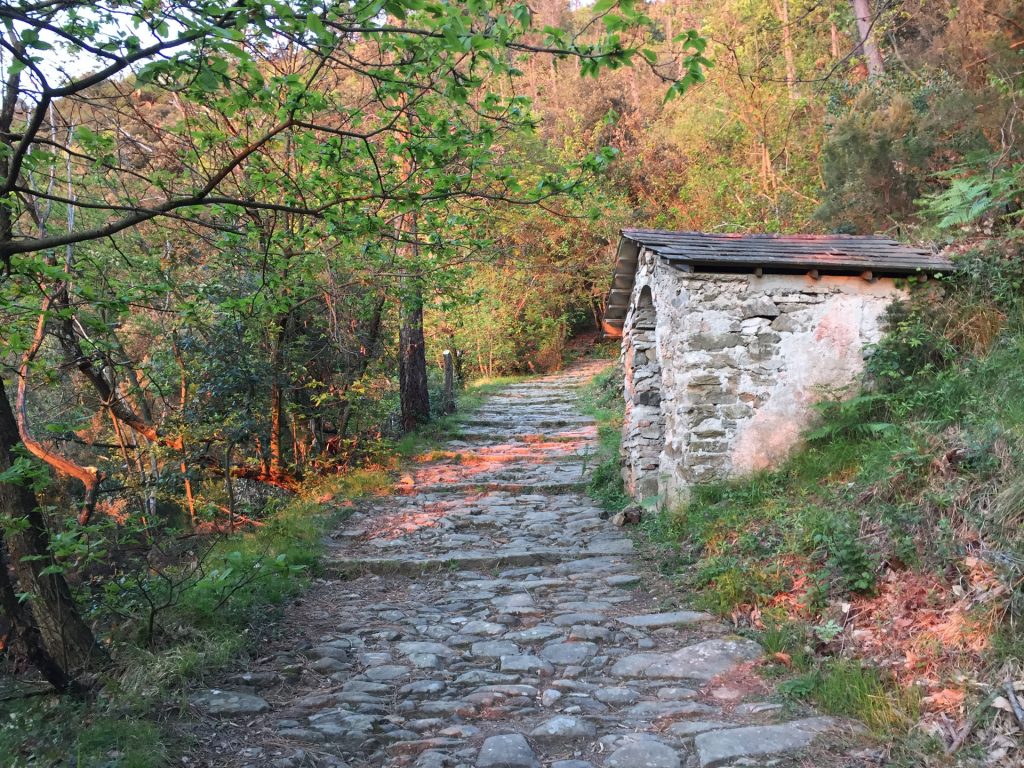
[579,363,631,512]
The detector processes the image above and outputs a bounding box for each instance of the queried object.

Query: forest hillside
[0,0,1022,766]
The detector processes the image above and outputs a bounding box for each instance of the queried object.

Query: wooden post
[442,350,456,415]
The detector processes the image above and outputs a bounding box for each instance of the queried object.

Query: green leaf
[195,67,221,93]
[306,13,326,39]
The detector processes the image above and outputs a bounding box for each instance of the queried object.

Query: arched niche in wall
[627,286,665,499]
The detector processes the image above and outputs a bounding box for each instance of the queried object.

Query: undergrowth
[0,467,391,765]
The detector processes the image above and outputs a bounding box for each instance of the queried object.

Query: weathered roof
[603,229,953,337]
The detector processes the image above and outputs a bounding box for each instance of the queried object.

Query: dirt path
[184,361,863,768]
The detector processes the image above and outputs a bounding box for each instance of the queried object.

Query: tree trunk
[269,378,284,479]
[441,350,456,415]
[0,526,77,692]
[772,0,797,98]
[851,0,885,78]
[0,374,100,676]
[399,277,430,433]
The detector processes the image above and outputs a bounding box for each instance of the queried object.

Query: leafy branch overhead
[0,0,708,264]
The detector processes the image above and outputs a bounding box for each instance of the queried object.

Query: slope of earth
[180,361,868,768]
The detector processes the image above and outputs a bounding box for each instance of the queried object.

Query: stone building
[603,229,952,506]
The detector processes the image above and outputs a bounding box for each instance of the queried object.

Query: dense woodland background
[1,0,1023,764]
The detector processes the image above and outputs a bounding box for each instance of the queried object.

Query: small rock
[500,655,553,676]
[666,721,734,737]
[409,653,441,669]
[472,640,520,658]
[439,724,480,738]
[568,625,610,642]
[656,687,697,701]
[539,642,597,665]
[190,689,270,716]
[528,715,596,745]
[504,625,563,644]
[276,728,325,742]
[310,645,351,661]
[710,686,742,701]
[476,733,539,768]
[363,665,410,682]
[610,505,643,526]
[606,740,680,768]
[733,701,783,715]
[226,671,281,688]
[606,574,640,587]
[694,717,836,768]
[611,639,762,681]
[414,751,447,768]
[594,687,640,706]
[461,620,507,636]
[617,611,712,629]
[396,641,457,658]
[541,689,563,707]
[623,700,716,719]
[311,657,349,673]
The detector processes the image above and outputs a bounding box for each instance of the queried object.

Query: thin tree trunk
[441,350,456,415]
[269,378,284,479]
[0,374,100,675]
[399,276,430,433]
[172,333,196,525]
[772,0,798,98]
[224,440,237,533]
[268,313,289,481]
[851,0,885,77]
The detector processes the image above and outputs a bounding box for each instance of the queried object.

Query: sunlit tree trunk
[851,0,885,77]
[772,0,798,98]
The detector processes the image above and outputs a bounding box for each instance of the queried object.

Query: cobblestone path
[189,361,860,768]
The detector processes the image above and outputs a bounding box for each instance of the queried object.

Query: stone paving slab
[184,360,863,768]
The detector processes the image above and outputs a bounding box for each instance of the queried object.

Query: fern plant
[919,153,1024,229]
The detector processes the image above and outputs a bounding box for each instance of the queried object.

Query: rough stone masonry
[606,230,952,507]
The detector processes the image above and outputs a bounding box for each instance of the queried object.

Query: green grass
[780,659,921,735]
[0,699,169,768]
[578,365,631,512]
[74,718,167,768]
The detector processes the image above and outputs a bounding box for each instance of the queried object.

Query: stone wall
[620,250,903,507]
[619,251,662,500]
